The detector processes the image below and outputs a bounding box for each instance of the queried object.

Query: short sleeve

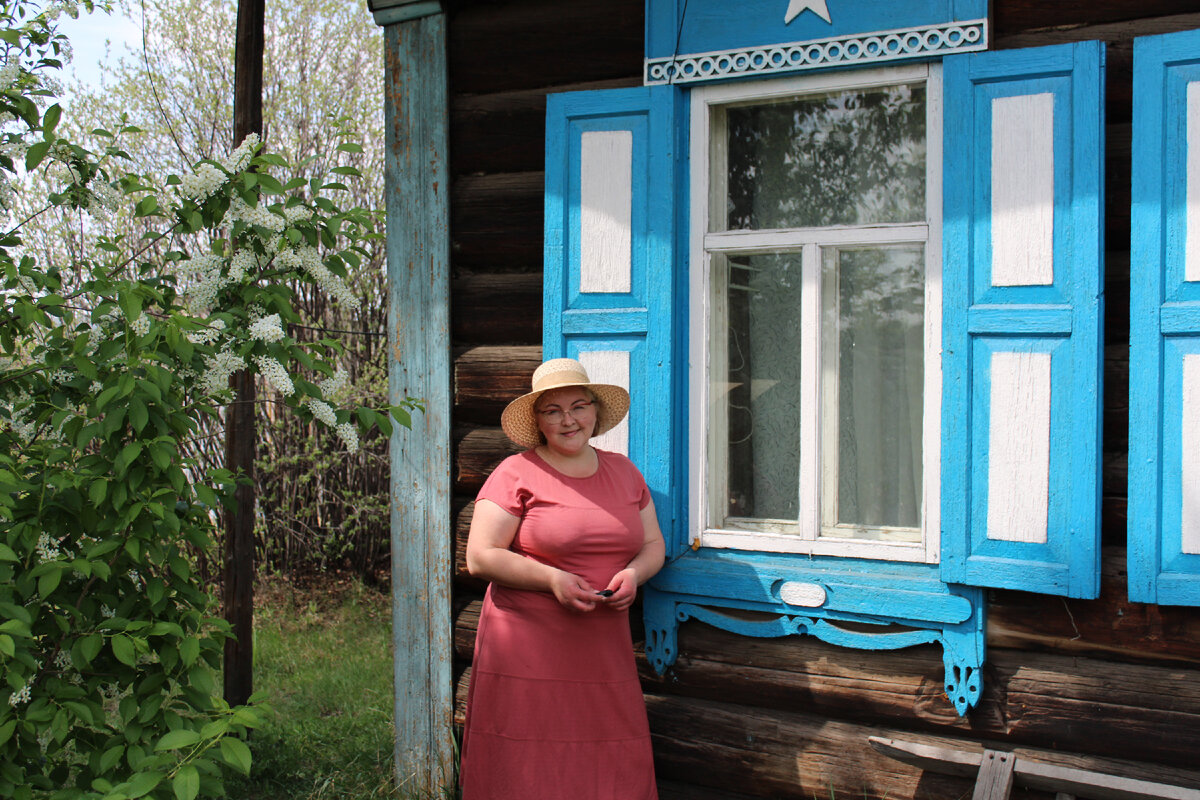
[476,455,531,517]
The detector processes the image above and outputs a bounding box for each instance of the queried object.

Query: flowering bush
[0,1,413,797]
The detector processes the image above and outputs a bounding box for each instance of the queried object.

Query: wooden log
[453,345,542,421]
[450,171,544,267]
[988,548,1200,665]
[993,2,1200,38]
[452,501,487,591]
[646,695,980,800]
[451,78,643,176]
[451,271,542,345]
[445,0,643,95]
[455,425,523,493]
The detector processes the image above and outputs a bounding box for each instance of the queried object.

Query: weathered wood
[974,750,1018,800]
[453,345,542,420]
[989,549,1200,665]
[993,2,1200,38]
[450,271,542,344]
[872,738,1200,800]
[445,0,643,95]
[454,425,523,492]
[450,172,543,267]
[450,78,643,176]
[383,12,455,794]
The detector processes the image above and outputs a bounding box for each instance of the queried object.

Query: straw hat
[500,358,630,449]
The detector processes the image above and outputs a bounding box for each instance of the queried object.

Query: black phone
[595,589,614,597]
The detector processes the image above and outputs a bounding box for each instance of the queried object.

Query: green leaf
[0,720,16,747]
[154,729,201,752]
[38,567,63,598]
[79,633,103,666]
[0,635,12,657]
[219,737,252,776]
[124,769,163,798]
[25,140,50,171]
[0,544,17,562]
[130,398,148,433]
[172,765,199,800]
[179,636,199,667]
[42,104,62,136]
[99,744,124,773]
[111,634,136,666]
[89,478,108,506]
[134,196,158,217]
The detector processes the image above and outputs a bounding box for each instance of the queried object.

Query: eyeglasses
[538,401,594,425]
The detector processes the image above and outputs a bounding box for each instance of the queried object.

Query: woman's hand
[599,567,639,611]
[549,569,599,613]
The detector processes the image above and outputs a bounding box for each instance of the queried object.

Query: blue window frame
[1129,27,1200,607]
[542,31,1105,714]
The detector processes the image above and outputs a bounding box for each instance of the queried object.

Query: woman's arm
[465,498,599,612]
[601,498,667,612]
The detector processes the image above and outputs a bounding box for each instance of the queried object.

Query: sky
[54,5,143,95]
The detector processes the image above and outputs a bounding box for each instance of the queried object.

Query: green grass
[224,576,452,800]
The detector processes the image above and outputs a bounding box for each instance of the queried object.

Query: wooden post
[369,0,454,792]
[223,0,265,710]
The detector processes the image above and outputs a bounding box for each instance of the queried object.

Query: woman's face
[534,386,597,457]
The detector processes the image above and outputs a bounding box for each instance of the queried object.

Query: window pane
[723,83,926,230]
[723,253,803,522]
[823,246,924,536]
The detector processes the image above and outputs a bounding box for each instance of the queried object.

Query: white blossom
[8,682,30,707]
[253,355,294,396]
[229,196,285,234]
[277,247,359,309]
[186,318,225,345]
[223,133,259,174]
[101,605,115,619]
[304,397,337,427]
[318,367,349,398]
[0,62,19,87]
[180,254,228,316]
[248,313,285,343]
[228,249,258,282]
[200,349,244,396]
[178,162,226,202]
[36,533,60,562]
[283,204,312,224]
[130,313,150,337]
[336,421,359,453]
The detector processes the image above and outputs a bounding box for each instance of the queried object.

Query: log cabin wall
[443,1,1200,798]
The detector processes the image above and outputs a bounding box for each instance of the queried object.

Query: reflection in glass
[822,246,924,537]
[724,83,926,231]
[723,252,803,522]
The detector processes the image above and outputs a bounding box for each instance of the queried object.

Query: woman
[460,358,665,800]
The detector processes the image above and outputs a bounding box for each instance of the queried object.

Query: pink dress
[459,449,658,800]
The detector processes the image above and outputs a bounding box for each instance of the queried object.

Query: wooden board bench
[869,736,1200,800]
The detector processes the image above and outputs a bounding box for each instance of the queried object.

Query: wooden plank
[383,11,455,794]
[974,750,1017,800]
[872,737,1200,800]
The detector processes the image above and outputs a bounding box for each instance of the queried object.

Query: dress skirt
[459,583,657,800]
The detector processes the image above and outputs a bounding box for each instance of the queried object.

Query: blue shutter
[543,86,687,552]
[941,41,1105,598]
[1128,29,1200,606]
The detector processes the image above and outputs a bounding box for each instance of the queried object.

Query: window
[689,64,942,562]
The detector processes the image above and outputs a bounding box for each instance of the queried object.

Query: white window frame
[688,63,943,563]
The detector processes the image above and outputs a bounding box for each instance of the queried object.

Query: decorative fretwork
[644,20,986,85]
[643,553,987,715]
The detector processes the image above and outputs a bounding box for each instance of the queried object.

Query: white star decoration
[784,0,832,24]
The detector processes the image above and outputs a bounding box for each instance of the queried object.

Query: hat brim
[500,382,630,450]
